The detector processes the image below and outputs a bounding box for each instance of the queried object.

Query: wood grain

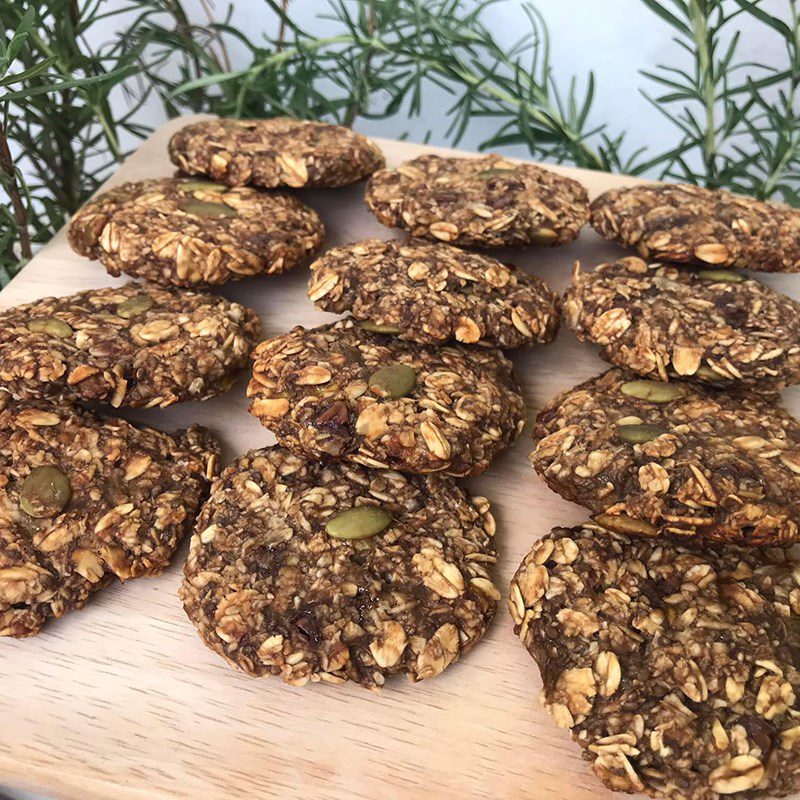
[1,116,799,800]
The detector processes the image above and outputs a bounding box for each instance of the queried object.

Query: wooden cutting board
[2,116,799,800]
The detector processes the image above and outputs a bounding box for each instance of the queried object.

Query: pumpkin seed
[179,199,237,219]
[697,269,746,283]
[620,380,684,403]
[326,506,392,540]
[20,466,71,518]
[696,365,728,382]
[532,228,558,245]
[116,294,155,319]
[368,363,416,399]
[594,513,659,537]
[27,317,73,339]
[180,180,227,193]
[617,423,670,444]
[476,167,518,179]
[360,321,402,334]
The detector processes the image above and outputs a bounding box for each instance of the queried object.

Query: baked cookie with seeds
[68,177,323,287]
[180,446,499,688]
[0,395,218,637]
[168,117,385,188]
[364,154,589,248]
[510,523,800,800]
[247,319,525,477]
[563,257,800,388]
[0,283,260,408]
[591,183,800,272]
[532,368,800,546]
[308,238,560,348]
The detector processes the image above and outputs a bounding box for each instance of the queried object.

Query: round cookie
[180,446,499,688]
[563,257,800,388]
[68,177,324,287]
[591,183,800,272]
[0,395,218,637]
[168,117,385,188]
[308,238,560,348]
[365,154,589,248]
[247,319,526,477]
[531,368,800,546]
[510,524,800,800]
[0,282,261,408]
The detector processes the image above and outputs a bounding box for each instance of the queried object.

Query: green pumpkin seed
[696,365,729,382]
[179,199,237,219]
[20,466,71,518]
[326,506,392,540]
[594,513,658,537]
[116,294,155,319]
[360,321,402,334]
[477,167,518,179]
[180,180,227,193]
[533,228,559,245]
[617,423,670,444]
[27,317,73,339]
[697,269,746,283]
[368,363,416,399]
[620,380,684,403]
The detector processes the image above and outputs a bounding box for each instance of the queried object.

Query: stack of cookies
[512,183,800,800]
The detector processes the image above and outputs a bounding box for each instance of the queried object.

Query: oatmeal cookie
[180,446,499,688]
[168,117,385,188]
[0,395,218,637]
[308,238,559,348]
[510,523,800,800]
[563,257,800,388]
[0,283,260,408]
[531,368,800,546]
[247,319,525,477]
[364,154,589,248]
[590,183,800,272]
[68,177,323,287]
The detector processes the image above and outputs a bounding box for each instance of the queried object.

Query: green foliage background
[1,0,798,284]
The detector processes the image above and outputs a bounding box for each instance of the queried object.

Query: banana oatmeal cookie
[68,177,323,286]
[180,446,499,688]
[590,183,800,272]
[510,523,800,800]
[0,395,218,637]
[308,238,559,348]
[247,319,525,477]
[563,257,800,388]
[364,154,589,248]
[168,117,385,188]
[0,282,260,408]
[532,368,800,546]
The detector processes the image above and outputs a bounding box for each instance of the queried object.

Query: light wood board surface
[2,116,800,800]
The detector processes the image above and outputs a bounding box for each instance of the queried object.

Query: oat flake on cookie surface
[68,177,323,287]
[308,237,560,348]
[510,523,800,800]
[590,183,800,272]
[563,257,800,388]
[247,318,525,477]
[365,154,589,248]
[180,446,499,688]
[532,368,800,546]
[0,282,260,408]
[0,395,218,637]
[168,117,385,188]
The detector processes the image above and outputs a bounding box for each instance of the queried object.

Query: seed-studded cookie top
[510,524,800,800]
[591,183,800,272]
[365,154,589,248]
[308,238,560,348]
[68,177,324,287]
[0,396,218,637]
[532,368,800,546]
[563,257,800,388]
[0,283,261,408]
[180,446,499,688]
[168,117,385,188]
[247,319,525,477]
